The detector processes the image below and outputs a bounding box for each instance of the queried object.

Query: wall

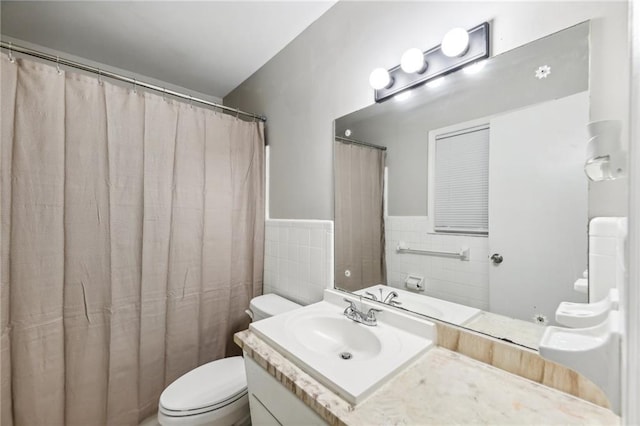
[225,1,629,220]
[263,219,334,305]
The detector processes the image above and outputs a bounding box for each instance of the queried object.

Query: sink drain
[339,352,352,360]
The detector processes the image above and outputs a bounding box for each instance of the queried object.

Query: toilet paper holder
[405,274,425,291]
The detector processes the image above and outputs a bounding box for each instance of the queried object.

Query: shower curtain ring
[132,78,137,94]
[98,69,103,85]
[8,42,15,63]
[235,107,240,118]
[189,95,193,108]
[56,56,62,75]
[163,87,167,101]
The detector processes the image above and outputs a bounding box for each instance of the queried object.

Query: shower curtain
[0,54,264,425]
[334,141,386,292]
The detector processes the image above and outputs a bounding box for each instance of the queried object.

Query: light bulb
[369,68,392,90]
[441,27,470,57]
[400,48,427,74]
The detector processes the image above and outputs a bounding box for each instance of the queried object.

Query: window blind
[434,125,489,234]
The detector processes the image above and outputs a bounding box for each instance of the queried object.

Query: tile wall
[263,219,334,305]
[385,216,490,310]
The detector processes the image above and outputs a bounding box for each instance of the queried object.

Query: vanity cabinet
[244,354,326,425]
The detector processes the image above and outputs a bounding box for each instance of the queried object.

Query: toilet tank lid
[250,293,301,318]
[159,356,246,412]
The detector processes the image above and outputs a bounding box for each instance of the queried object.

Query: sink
[250,290,434,404]
[287,314,385,360]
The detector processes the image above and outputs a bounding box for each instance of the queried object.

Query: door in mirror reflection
[488,92,588,324]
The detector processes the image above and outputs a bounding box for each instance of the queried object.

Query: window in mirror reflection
[430,124,489,235]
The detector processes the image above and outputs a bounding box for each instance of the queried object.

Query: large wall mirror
[333,22,590,350]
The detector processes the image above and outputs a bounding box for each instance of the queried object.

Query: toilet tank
[249,294,301,322]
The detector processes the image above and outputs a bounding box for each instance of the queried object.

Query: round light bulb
[400,48,427,74]
[441,28,470,57]
[369,68,392,90]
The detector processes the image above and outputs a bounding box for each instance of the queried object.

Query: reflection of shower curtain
[0,55,264,425]
[334,141,386,292]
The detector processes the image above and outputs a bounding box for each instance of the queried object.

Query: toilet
[157,294,301,426]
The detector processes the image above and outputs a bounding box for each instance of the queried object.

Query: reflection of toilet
[158,294,301,425]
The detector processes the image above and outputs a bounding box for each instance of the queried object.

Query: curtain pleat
[199,112,233,363]
[164,104,205,384]
[10,59,66,425]
[104,84,145,426]
[1,53,265,425]
[1,54,18,426]
[138,94,179,417]
[227,120,264,355]
[334,142,386,292]
[64,72,112,426]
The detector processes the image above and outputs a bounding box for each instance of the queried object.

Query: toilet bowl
[158,294,301,426]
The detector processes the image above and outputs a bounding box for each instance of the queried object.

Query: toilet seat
[159,356,247,418]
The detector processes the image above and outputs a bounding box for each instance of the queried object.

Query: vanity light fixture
[441,28,470,57]
[369,22,490,102]
[369,68,393,90]
[400,48,427,74]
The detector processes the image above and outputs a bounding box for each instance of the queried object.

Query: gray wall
[225,1,629,220]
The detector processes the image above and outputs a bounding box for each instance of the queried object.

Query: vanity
[234,290,619,425]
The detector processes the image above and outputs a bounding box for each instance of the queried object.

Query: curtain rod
[335,136,387,151]
[0,41,267,123]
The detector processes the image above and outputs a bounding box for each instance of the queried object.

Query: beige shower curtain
[334,141,386,292]
[0,54,264,426]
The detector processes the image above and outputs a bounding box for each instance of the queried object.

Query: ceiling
[0,1,335,98]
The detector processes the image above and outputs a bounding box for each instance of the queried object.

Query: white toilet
[157,294,301,426]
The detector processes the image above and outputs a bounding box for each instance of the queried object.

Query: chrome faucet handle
[383,290,399,303]
[364,291,378,301]
[365,307,383,317]
[363,307,383,324]
[343,298,358,314]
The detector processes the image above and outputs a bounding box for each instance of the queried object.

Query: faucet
[343,298,382,326]
[383,291,402,307]
[363,289,402,307]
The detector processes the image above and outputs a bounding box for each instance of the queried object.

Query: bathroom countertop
[235,330,619,426]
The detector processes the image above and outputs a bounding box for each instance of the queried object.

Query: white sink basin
[288,315,385,360]
[250,290,435,404]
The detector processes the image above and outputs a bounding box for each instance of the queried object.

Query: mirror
[333,22,590,350]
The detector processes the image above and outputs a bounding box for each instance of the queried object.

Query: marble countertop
[235,330,619,426]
